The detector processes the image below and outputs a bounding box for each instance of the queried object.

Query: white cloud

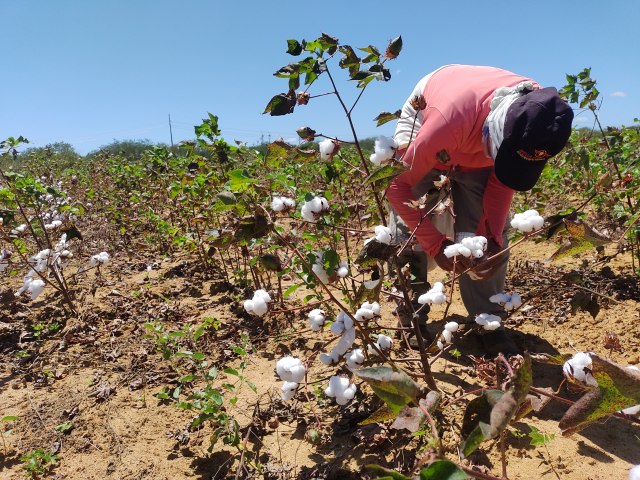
[611,91,627,97]
[574,115,590,123]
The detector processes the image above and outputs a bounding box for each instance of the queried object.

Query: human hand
[433,240,474,273]
[470,238,506,280]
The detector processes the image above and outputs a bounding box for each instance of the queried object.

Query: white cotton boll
[288,365,306,383]
[475,313,502,331]
[325,375,348,397]
[437,340,444,350]
[308,309,325,331]
[563,352,597,386]
[243,299,255,315]
[301,203,315,222]
[442,329,453,344]
[355,307,374,322]
[271,197,285,212]
[330,320,345,335]
[369,151,386,166]
[282,197,295,208]
[458,245,472,257]
[334,327,356,356]
[276,356,305,383]
[361,301,381,316]
[432,282,444,293]
[377,334,393,352]
[373,225,392,245]
[251,298,269,317]
[511,210,544,233]
[312,262,330,284]
[444,321,459,333]
[490,293,511,305]
[341,315,354,331]
[443,244,460,258]
[341,383,357,401]
[346,349,365,370]
[319,139,337,160]
[337,261,349,278]
[510,293,522,308]
[319,352,339,365]
[28,279,46,300]
[253,289,272,303]
[310,197,323,212]
[530,215,544,230]
[622,405,640,416]
[473,249,484,258]
[281,381,298,401]
[431,292,447,304]
[630,465,640,480]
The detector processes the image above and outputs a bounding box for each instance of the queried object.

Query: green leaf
[354,366,419,414]
[528,425,555,447]
[263,91,296,116]
[54,422,74,434]
[359,405,396,426]
[286,39,302,56]
[419,460,469,480]
[283,283,303,298]
[1,416,19,422]
[364,163,409,193]
[364,464,411,480]
[559,354,640,435]
[224,367,239,377]
[228,169,256,192]
[374,110,402,127]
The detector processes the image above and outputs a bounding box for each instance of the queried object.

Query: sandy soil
[0,240,638,480]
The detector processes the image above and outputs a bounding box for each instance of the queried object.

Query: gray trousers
[389,168,509,320]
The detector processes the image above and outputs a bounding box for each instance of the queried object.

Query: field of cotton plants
[1,35,639,480]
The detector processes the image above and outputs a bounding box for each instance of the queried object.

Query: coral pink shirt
[387,65,539,256]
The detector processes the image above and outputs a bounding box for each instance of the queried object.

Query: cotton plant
[276,356,306,401]
[490,292,523,311]
[270,196,296,213]
[418,282,447,305]
[444,235,487,259]
[436,321,460,350]
[300,195,329,222]
[364,225,392,245]
[319,138,339,160]
[243,289,273,317]
[324,375,357,405]
[369,135,398,166]
[475,313,502,331]
[511,209,544,233]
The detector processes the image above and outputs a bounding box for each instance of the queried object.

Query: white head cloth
[483,81,535,160]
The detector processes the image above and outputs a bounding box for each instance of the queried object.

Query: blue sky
[1,0,638,155]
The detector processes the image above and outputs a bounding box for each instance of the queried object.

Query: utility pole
[168,114,174,148]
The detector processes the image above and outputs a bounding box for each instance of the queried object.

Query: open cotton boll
[271,197,285,212]
[355,307,375,322]
[337,261,349,278]
[281,381,298,401]
[418,283,447,305]
[346,349,365,370]
[490,293,511,304]
[376,334,393,352]
[374,225,392,244]
[360,301,381,316]
[563,352,598,387]
[319,352,339,365]
[308,309,326,331]
[312,262,330,284]
[319,139,338,160]
[325,376,357,405]
[334,327,356,356]
[253,289,272,303]
[276,356,306,383]
[475,313,502,331]
[28,279,46,300]
[443,244,461,258]
[251,298,269,317]
[369,136,398,166]
[437,340,444,350]
[441,329,453,344]
[444,321,459,333]
[511,209,544,233]
[630,465,640,480]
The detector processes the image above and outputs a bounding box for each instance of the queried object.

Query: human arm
[386,108,459,258]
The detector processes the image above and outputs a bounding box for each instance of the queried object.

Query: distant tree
[14,142,82,174]
[88,139,160,160]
